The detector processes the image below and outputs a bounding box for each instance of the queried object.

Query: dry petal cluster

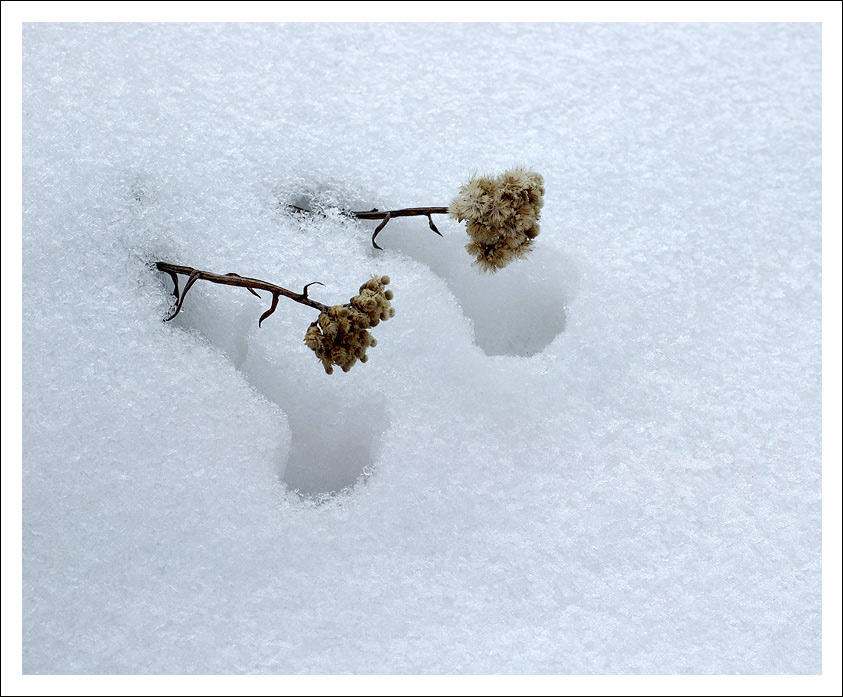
[449,168,545,272]
[304,275,395,374]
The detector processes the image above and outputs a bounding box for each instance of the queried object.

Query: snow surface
[22,23,821,674]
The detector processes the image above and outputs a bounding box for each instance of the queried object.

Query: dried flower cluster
[304,275,395,374]
[159,168,546,376]
[449,168,545,272]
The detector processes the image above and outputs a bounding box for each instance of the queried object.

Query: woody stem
[288,205,448,250]
[349,206,449,220]
[156,262,330,324]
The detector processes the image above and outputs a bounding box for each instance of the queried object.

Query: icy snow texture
[22,24,820,674]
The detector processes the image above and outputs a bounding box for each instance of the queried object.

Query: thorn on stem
[372,212,392,250]
[167,271,180,299]
[164,270,201,321]
[428,214,443,237]
[226,273,261,298]
[301,281,325,299]
[259,292,280,327]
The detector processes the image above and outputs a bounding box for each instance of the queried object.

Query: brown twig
[288,205,448,250]
[155,262,329,325]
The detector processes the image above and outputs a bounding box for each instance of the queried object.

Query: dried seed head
[304,275,395,374]
[449,168,545,272]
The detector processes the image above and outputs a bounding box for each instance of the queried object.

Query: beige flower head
[304,275,395,374]
[449,168,545,272]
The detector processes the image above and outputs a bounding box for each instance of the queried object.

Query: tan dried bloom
[304,275,395,374]
[449,168,545,272]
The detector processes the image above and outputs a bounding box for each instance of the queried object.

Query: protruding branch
[286,166,545,272]
[156,262,330,325]
[155,263,396,375]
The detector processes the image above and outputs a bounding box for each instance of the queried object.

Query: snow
[21,22,821,674]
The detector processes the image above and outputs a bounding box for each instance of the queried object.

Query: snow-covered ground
[21,23,821,674]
